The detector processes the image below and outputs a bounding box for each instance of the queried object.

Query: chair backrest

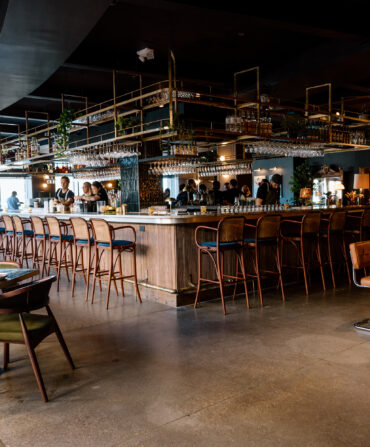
[31,216,46,236]
[12,215,24,234]
[46,217,62,238]
[70,217,90,241]
[329,211,346,232]
[302,212,321,234]
[349,241,370,270]
[257,215,280,239]
[362,209,370,228]
[91,219,112,244]
[0,276,56,314]
[0,261,21,269]
[2,215,14,232]
[218,216,245,243]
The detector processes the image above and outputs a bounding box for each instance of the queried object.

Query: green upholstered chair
[0,261,21,269]
[0,276,75,402]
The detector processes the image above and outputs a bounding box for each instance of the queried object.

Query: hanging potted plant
[55,108,75,155]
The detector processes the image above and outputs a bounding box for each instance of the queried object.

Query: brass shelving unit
[1,60,370,172]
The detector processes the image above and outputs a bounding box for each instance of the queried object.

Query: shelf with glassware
[2,68,370,173]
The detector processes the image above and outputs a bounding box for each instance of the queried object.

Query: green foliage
[116,116,139,135]
[289,161,314,204]
[55,109,75,152]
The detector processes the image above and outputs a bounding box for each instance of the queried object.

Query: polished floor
[0,277,370,447]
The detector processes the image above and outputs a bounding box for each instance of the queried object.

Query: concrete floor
[0,278,370,447]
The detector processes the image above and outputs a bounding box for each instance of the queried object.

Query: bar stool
[46,217,74,291]
[345,209,370,242]
[90,219,141,309]
[2,215,15,261]
[241,214,284,306]
[0,218,5,260]
[320,211,351,288]
[194,216,248,315]
[30,216,49,277]
[280,212,325,295]
[70,217,95,301]
[12,215,34,268]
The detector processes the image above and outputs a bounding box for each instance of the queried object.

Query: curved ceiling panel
[0,0,110,110]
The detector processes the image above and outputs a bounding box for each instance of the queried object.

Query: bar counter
[1,206,365,306]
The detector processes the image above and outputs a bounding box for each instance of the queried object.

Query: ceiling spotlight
[137,48,154,63]
[219,155,225,161]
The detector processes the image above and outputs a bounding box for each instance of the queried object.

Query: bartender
[256,174,282,205]
[54,176,75,206]
[81,181,109,205]
[75,182,93,201]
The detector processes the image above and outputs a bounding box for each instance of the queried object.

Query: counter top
[0,206,366,225]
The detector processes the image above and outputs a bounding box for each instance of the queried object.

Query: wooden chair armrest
[111,225,136,243]
[195,225,217,247]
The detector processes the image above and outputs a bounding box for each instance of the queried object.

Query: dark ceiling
[2,0,370,134]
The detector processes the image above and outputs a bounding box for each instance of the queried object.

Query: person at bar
[256,174,282,205]
[223,179,240,205]
[7,191,22,211]
[187,178,197,192]
[82,181,109,205]
[75,182,93,201]
[208,180,223,205]
[176,184,191,206]
[199,184,208,205]
[54,176,75,206]
[239,185,251,204]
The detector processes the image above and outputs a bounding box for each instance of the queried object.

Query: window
[162,176,178,199]
[0,176,32,209]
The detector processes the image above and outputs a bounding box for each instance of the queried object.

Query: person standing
[7,191,22,211]
[223,179,240,205]
[54,176,75,206]
[209,181,224,205]
[239,185,251,204]
[75,182,93,201]
[256,174,282,205]
[82,181,109,205]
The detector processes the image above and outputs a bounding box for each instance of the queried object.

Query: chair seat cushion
[0,313,54,343]
[17,230,34,236]
[76,238,94,244]
[200,241,240,248]
[6,231,13,235]
[51,234,74,241]
[0,227,5,233]
[35,234,49,239]
[98,240,133,248]
[360,276,370,287]
[244,237,276,244]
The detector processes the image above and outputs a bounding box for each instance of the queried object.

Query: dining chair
[0,276,75,402]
